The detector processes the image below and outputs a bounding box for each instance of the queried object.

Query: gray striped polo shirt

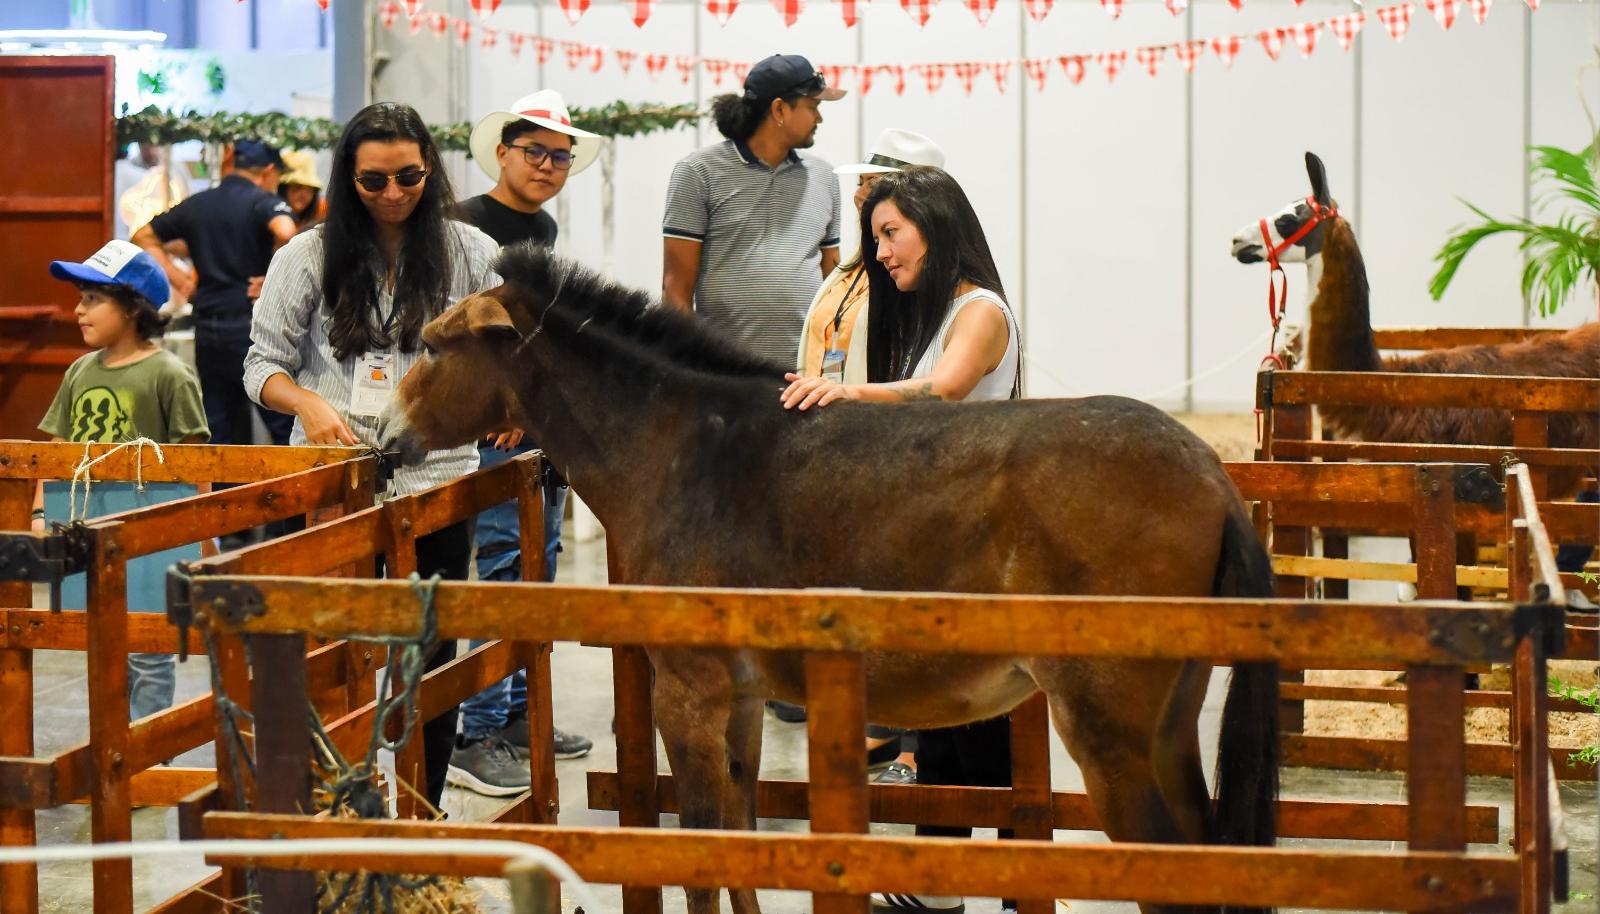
[663,140,841,368]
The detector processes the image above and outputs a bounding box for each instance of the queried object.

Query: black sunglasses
[508,143,576,170]
[353,168,429,193]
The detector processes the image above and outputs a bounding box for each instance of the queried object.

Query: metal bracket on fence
[0,525,92,612]
[1254,368,1276,410]
[166,564,195,661]
[1450,465,1506,510]
[375,450,401,494]
[167,575,267,659]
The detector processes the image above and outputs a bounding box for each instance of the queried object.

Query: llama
[1230,152,1600,501]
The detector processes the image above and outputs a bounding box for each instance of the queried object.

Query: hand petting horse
[381,245,1280,914]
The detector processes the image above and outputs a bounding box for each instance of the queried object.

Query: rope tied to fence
[69,437,165,521]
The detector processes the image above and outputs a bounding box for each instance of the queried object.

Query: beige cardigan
[794,263,872,384]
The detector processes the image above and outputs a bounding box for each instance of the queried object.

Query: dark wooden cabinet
[0,55,114,439]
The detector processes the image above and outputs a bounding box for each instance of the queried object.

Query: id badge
[350,352,395,418]
[821,348,846,385]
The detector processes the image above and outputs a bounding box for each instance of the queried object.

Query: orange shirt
[799,263,869,377]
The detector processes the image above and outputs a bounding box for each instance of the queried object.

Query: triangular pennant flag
[952,61,983,94]
[914,63,948,94]
[535,37,553,64]
[879,64,907,96]
[379,2,400,29]
[1099,0,1122,20]
[1376,3,1414,40]
[558,0,591,25]
[1024,0,1054,21]
[469,0,502,18]
[675,55,697,83]
[1059,55,1086,85]
[403,0,423,15]
[314,0,329,11]
[1524,0,1537,9]
[428,11,448,34]
[990,60,1012,93]
[1468,0,1491,22]
[966,0,999,24]
[629,0,657,26]
[645,53,669,79]
[703,58,734,85]
[732,61,752,83]
[1023,57,1051,91]
[1136,45,1165,77]
[1257,27,1285,61]
[453,15,472,44]
[707,0,739,23]
[565,42,588,69]
[479,25,498,48]
[900,0,935,28]
[1165,0,1188,15]
[1225,0,1243,9]
[507,30,525,56]
[859,65,876,95]
[1174,39,1206,73]
[819,64,849,90]
[1210,34,1241,68]
[407,13,424,34]
[1097,50,1126,82]
[1285,21,1320,57]
[1327,12,1365,50]
[772,0,804,26]
[836,0,862,26]
[616,49,637,73]
[590,46,605,73]
[1424,0,1458,28]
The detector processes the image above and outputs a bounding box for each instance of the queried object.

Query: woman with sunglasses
[244,101,501,811]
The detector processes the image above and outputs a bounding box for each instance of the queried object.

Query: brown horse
[380,245,1280,914]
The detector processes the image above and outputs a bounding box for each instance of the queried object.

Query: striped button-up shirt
[244,222,501,496]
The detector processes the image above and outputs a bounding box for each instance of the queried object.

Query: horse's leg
[1033,658,1212,914]
[722,684,764,914]
[1149,659,1214,845]
[653,650,745,914]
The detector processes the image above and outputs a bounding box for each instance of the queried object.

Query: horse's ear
[1305,152,1332,208]
[464,294,521,342]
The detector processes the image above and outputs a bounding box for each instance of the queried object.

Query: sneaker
[873,762,916,786]
[871,893,963,913]
[766,700,808,723]
[446,735,530,797]
[500,714,593,760]
[867,736,903,770]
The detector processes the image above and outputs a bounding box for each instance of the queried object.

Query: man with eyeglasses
[444,89,603,798]
[662,54,846,367]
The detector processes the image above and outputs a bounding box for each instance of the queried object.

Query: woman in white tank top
[780,165,1021,410]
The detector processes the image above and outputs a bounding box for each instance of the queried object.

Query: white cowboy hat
[834,128,945,176]
[469,89,604,181]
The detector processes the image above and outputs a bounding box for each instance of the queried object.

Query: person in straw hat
[276,150,327,233]
[448,89,603,798]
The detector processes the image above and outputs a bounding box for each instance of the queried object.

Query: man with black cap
[662,53,845,367]
[132,139,297,447]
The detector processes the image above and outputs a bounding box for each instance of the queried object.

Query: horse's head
[1230,151,1338,266]
[380,288,529,465]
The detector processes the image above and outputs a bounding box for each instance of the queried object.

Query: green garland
[116,101,702,154]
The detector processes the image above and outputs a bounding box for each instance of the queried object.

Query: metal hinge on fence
[1449,464,1506,510]
[166,569,266,661]
[0,524,92,612]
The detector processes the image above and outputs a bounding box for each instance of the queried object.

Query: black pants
[1556,487,1599,573]
[195,327,294,446]
[913,714,1013,840]
[380,519,471,810]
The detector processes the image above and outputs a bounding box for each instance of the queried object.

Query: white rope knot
[69,437,167,522]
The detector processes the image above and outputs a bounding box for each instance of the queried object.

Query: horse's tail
[1210,501,1280,913]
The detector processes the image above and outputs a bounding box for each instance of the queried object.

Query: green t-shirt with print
[39,349,210,444]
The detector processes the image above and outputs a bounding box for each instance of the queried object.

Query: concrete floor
[22,532,1599,914]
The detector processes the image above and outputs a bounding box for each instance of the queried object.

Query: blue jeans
[460,444,566,740]
[45,481,199,721]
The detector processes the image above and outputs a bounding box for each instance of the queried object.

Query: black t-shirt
[149,174,292,325]
[454,194,558,249]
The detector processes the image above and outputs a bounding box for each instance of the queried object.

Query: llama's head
[1230,151,1338,265]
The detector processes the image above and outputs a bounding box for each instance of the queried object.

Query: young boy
[34,240,210,721]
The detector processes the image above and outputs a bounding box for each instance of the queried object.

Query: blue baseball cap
[49,240,170,308]
[234,139,286,170]
[743,54,847,102]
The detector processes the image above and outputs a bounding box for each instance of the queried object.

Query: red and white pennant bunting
[901,0,935,28]
[707,0,739,24]
[1165,0,1188,16]
[837,0,862,26]
[952,61,984,94]
[966,0,998,24]
[1284,21,1319,57]
[558,0,590,25]
[991,60,1011,93]
[1327,12,1364,50]
[1059,55,1086,85]
[1098,50,1126,82]
[675,55,696,83]
[645,53,669,79]
[628,0,656,26]
[1024,0,1053,21]
[1376,3,1414,41]
[773,0,804,27]
[469,0,500,18]
[1136,45,1164,77]
[1174,40,1205,73]
[1023,57,1051,91]
[1425,0,1458,28]
[1099,0,1122,20]
[1211,34,1241,69]
[1258,27,1285,61]
[1468,0,1491,22]
[914,63,948,94]
[378,2,399,29]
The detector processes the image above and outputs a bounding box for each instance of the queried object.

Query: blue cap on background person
[233,139,285,170]
[742,54,847,102]
[49,239,170,308]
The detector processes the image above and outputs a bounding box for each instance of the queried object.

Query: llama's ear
[1305,152,1332,208]
[465,294,521,342]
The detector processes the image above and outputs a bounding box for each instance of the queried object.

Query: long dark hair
[860,167,1015,393]
[320,102,457,361]
[709,91,807,143]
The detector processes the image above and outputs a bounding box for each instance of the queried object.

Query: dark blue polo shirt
[149,174,292,331]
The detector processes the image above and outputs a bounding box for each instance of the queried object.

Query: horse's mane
[493,243,787,381]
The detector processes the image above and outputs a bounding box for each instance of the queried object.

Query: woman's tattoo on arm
[894,383,938,402]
